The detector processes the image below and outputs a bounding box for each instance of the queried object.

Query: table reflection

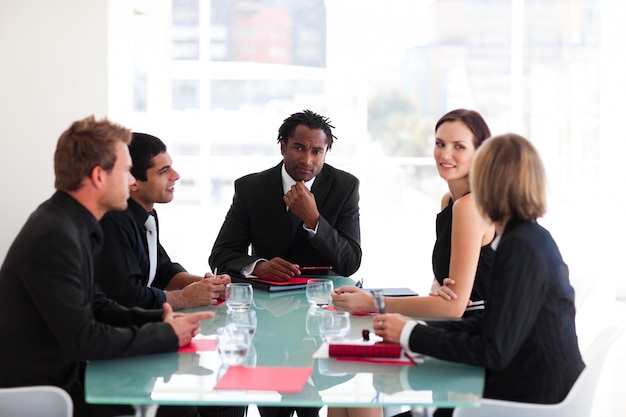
[86,276,484,409]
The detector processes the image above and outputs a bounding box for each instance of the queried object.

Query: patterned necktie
[144,214,157,287]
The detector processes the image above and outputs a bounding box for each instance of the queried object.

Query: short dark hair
[276,109,337,150]
[435,109,492,149]
[129,133,167,181]
[54,115,131,191]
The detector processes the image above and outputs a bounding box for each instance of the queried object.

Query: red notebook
[214,366,312,393]
[178,338,217,353]
[328,342,402,358]
[231,275,312,292]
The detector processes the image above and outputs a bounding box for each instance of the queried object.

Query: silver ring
[377,320,384,329]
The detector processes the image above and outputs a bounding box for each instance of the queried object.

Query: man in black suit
[209,109,362,282]
[96,132,245,417]
[210,109,362,417]
[96,132,231,311]
[0,116,213,417]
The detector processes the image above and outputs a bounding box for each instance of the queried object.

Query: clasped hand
[253,257,300,282]
[182,273,231,304]
[430,278,471,306]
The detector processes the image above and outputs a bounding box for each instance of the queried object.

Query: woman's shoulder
[440,192,452,210]
[451,192,478,214]
[505,218,551,241]
[452,193,495,242]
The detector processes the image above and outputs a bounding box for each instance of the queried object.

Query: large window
[109,0,621,297]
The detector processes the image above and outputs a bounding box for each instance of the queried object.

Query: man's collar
[127,198,154,221]
[281,164,316,195]
[54,191,103,250]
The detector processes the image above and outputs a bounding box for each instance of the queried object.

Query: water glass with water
[217,324,251,366]
[305,307,323,336]
[225,309,257,338]
[225,283,253,311]
[306,278,333,308]
[318,310,351,343]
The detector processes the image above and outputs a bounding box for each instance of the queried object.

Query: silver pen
[371,289,386,314]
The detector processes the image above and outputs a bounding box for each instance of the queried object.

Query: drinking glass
[318,310,351,343]
[225,309,257,338]
[242,343,257,367]
[306,279,333,308]
[225,283,253,311]
[305,307,322,336]
[216,324,251,366]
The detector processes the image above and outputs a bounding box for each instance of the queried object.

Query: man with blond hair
[0,116,213,417]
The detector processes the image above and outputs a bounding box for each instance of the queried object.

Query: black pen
[355,277,363,288]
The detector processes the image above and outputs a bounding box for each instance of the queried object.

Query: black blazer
[210,162,362,277]
[96,198,186,309]
[407,217,584,404]
[0,192,178,394]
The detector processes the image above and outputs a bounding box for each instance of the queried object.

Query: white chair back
[452,321,626,417]
[0,385,72,417]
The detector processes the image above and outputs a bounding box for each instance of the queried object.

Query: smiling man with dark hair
[96,132,231,311]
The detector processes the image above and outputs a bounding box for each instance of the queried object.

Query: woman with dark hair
[332,109,495,318]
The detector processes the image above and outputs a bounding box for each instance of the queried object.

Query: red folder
[214,366,312,393]
[328,342,402,358]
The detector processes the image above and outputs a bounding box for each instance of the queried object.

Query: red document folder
[328,342,402,358]
[178,338,217,353]
[231,275,312,292]
[214,366,313,393]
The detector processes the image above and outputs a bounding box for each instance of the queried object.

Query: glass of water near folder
[306,278,333,308]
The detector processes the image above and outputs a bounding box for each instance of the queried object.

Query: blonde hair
[471,133,547,222]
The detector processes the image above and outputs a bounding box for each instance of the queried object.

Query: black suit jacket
[96,199,186,309]
[209,162,361,277]
[0,192,178,395]
[407,217,584,404]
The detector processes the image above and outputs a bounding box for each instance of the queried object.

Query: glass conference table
[85,277,484,417]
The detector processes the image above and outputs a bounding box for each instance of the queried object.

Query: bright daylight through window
[108,0,622,297]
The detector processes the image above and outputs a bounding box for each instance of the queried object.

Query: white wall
[0,0,108,262]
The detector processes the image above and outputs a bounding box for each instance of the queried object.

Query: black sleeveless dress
[431,197,494,316]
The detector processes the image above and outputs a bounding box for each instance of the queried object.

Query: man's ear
[280,140,286,156]
[89,165,105,189]
[129,181,139,192]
